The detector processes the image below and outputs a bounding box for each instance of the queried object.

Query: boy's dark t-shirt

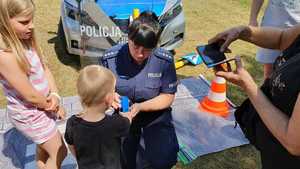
[64,114,130,169]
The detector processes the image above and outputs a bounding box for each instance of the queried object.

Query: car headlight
[159,0,183,27]
[64,1,78,20]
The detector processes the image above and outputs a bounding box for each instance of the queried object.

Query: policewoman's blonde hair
[0,0,45,73]
[77,65,116,107]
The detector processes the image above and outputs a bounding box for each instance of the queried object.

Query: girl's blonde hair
[0,0,44,73]
[77,65,116,107]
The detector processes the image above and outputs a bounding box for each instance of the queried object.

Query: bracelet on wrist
[49,92,62,103]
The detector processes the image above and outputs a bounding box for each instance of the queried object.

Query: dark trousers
[122,112,179,169]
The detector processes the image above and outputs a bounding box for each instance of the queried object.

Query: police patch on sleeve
[102,44,123,60]
[153,48,173,62]
[168,80,179,89]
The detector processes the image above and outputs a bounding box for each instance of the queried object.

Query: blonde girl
[0,0,67,168]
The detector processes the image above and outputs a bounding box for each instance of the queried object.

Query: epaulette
[153,48,173,62]
[102,44,123,60]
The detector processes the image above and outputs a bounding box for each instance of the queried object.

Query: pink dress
[0,49,57,144]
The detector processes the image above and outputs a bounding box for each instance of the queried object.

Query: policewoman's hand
[112,92,121,109]
[215,56,257,91]
[119,103,141,123]
[120,112,133,123]
[130,103,141,118]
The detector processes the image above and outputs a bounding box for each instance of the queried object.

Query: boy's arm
[249,0,264,26]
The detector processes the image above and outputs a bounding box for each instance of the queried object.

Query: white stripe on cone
[213,76,226,84]
[208,91,226,102]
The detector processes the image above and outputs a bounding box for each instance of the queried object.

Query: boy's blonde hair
[0,0,44,73]
[77,65,116,107]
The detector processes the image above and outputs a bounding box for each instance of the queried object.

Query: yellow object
[133,8,140,19]
[175,60,187,69]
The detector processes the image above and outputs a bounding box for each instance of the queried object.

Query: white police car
[61,0,185,58]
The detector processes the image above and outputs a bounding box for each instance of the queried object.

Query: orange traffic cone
[199,76,229,117]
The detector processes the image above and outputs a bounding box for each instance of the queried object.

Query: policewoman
[100,11,179,169]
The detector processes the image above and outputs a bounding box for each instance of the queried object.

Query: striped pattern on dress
[0,49,57,144]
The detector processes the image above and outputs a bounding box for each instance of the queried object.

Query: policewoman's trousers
[122,111,179,169]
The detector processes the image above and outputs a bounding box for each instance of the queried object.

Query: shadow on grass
[47,20,81,71]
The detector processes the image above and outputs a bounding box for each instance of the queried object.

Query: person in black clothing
[64,65,134,169]
[209,25,300,169]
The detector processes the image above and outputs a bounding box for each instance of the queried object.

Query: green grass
[0,0,265,168]
[174,1,263,168]
[239,0,251,8]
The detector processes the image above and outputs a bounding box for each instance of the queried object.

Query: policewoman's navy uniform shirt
[100,44,177,127]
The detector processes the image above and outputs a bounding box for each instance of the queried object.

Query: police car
[60,0,185,58]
